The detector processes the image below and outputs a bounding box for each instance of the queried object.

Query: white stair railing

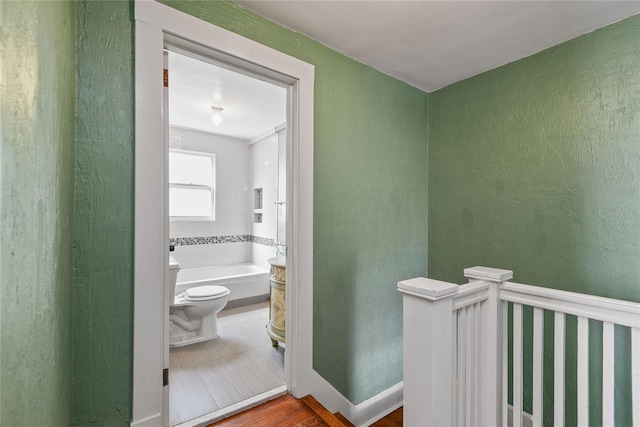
[500,280,640,426]
[398,267,640,427]
[397,267,513,426]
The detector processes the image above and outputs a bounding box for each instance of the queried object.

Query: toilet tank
[169,256,180,297]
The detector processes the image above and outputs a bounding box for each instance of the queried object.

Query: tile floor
[169,302,285,426]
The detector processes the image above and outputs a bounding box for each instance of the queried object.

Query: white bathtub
[175,263,269,302]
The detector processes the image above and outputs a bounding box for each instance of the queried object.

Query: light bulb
[210,106,224,125]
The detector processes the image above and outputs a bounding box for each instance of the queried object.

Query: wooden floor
[170,302,285,426]
[208,393,403,427]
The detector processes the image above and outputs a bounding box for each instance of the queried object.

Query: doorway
[165,48,288,425]
[133,2,315,426]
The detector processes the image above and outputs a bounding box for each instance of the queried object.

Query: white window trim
[168,149,216,221]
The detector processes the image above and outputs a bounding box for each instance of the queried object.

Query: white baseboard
[130,413,163,427]
[311,371,403,427]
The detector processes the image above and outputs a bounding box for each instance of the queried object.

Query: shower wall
[169,126,280,269]
[249,131,282,270]
[277,128,287,248]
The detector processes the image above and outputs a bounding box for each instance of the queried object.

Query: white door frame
[132,2,314,425]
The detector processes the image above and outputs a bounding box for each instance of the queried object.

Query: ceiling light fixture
[210,106,224,125]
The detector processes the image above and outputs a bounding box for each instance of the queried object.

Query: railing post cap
[464,266,513,283]
[397,277,458,300]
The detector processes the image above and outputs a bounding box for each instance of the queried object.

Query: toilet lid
[184,285,229,301]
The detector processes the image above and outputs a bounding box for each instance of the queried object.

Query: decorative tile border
[171,235,249,245]
[170,235,275,247]
[250,235,274,246]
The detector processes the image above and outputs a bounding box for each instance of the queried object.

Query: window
[169,149,215,220]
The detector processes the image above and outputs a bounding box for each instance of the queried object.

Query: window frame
[168,148,216,221]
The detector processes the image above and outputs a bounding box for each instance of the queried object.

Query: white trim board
[311,371,403,427]
[132,1,315,425]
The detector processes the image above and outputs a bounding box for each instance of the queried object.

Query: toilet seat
[184,285,230,302]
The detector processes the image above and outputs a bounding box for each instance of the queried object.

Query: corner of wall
[311,371,403,427]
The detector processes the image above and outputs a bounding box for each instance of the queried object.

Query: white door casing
[132,2,314,425]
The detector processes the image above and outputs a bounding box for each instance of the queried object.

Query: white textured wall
[171,243,249,269]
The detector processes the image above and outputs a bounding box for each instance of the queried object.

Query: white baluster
[466,304,474,426]
[502,301,509,427]
[532,307,543,426]
[452,311,458,425]
[474,302,481,425]
[577,316,589,426]
[632,327,639,426]
[458,307,467,425]
[603,322,615,426]
[554,312,565,426]
[513,303,523,427]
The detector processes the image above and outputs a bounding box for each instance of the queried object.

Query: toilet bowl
[169,257,230,347]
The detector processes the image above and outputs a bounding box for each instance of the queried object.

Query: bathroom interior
[165,49,288,426]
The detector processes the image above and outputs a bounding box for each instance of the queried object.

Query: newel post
[398,277,459,427]
[463,266,513,426]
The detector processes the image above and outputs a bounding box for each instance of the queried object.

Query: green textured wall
[1,1,76,426]
[73,1,134,425]
[429,15,639,302]
[429,15,639,426]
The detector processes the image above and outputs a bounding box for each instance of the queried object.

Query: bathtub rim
[174,263,270,302]
[175,263,268,286]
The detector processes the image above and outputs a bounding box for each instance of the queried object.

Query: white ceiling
[168,51,287,140]
[235,0,640,92]
[169,2,639,137]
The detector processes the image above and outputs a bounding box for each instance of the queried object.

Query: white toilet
[168,257,230,347]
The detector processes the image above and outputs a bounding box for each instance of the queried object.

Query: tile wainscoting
[169,235,278,270]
